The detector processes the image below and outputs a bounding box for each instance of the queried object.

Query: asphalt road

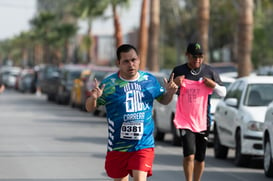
[0,90,271,181]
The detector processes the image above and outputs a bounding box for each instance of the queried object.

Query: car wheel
[171,115,181,146]
[93,109,100,116]
[264,137,273,177]
[70,92,76,107]
[81,104,87,112]
[154,126,165,141]
[153,112,165,141]
[214,126,228,159]
[69,98,75,108]
[47,94,55,101]
[234,130,250,166]
[56,86,63,104]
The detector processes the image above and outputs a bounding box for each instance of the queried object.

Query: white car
[152,72,181,146]
[209,75,235,143]
[214,76,273,166]
[263,101,273,177]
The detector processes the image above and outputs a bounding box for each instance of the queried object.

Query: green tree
[30,12,77,64]
[209,0,237,62]
[70,0,109,63]
[252,0,273,68]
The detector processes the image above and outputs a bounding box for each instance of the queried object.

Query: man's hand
[173,75,185,87]
[85,79,105,112]
[164,73,178,95]
[89,78,105,99]
[157,73,178,105]
[203,77,216,88]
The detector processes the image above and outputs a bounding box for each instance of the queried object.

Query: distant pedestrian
[171,42,226,181]
[0,81,5,93]
[85,44,178,181]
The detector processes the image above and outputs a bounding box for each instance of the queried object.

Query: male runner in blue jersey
[85,44,178,181]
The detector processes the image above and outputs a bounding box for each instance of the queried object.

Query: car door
[223,80,244,147]
[216,80,244,147]
[153,73,173,132]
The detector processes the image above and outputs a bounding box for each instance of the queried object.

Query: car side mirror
[225,98,238,107]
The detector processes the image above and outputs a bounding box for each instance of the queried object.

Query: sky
[0,0,142,40]
[0,0,36,40]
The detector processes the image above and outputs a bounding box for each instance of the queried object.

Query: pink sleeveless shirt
[173,79,213,132]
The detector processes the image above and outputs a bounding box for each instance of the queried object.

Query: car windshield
[67,71,81,81]
[244,84,273,106]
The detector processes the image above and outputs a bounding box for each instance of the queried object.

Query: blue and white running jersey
[97,71,165,152]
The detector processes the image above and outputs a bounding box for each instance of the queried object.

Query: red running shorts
[105,148,154,178]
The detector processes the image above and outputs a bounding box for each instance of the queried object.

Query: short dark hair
[116,44,138,60]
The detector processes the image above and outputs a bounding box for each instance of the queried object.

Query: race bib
[120,122,144,140]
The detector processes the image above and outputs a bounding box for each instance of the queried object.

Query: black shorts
[180,129,208,162]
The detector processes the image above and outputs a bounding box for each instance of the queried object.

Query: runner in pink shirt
[171,42,226,181]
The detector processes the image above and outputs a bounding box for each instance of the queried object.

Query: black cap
[186,42,203,55]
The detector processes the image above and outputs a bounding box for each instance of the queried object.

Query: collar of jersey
[119,71,140,82]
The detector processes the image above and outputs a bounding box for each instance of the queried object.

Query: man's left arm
[214,84,226,97]
[203,77,226,97]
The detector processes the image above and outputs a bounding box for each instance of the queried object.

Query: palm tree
[139,0,149,70]
[110,0,130,48]
[111,1,123,48]
[71,0,109,63]
[147,0,160,72]
[198,0,210,63]
[30,12,78,65]
[236,0,253,77]
[55,23,78,63]
[30,12,56,64]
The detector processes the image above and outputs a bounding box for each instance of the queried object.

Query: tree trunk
[198,0,210,63]
[147,0,160,72]
[237,0,253,77]
[139,0,149,70]
[112,4,123,48]
[87,20,92,64]
[34,44,43,65]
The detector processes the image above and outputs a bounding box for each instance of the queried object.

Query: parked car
[214,76,273,166]
[0,66,21,88]
[211,62,238,78]
[263,101,273,177]
[211,62,237,74]
[55,64,87,105]
[70,69,92,108]
[152,72,181,146]
[38,64,60,101]
[83,66,118,112]
[17,68,36,93]
[209,75,235,144]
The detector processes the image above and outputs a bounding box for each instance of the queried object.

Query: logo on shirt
[124,83,149,112]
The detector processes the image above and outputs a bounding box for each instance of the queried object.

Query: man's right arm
[0,84,5,93]
[85,79,105,112]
